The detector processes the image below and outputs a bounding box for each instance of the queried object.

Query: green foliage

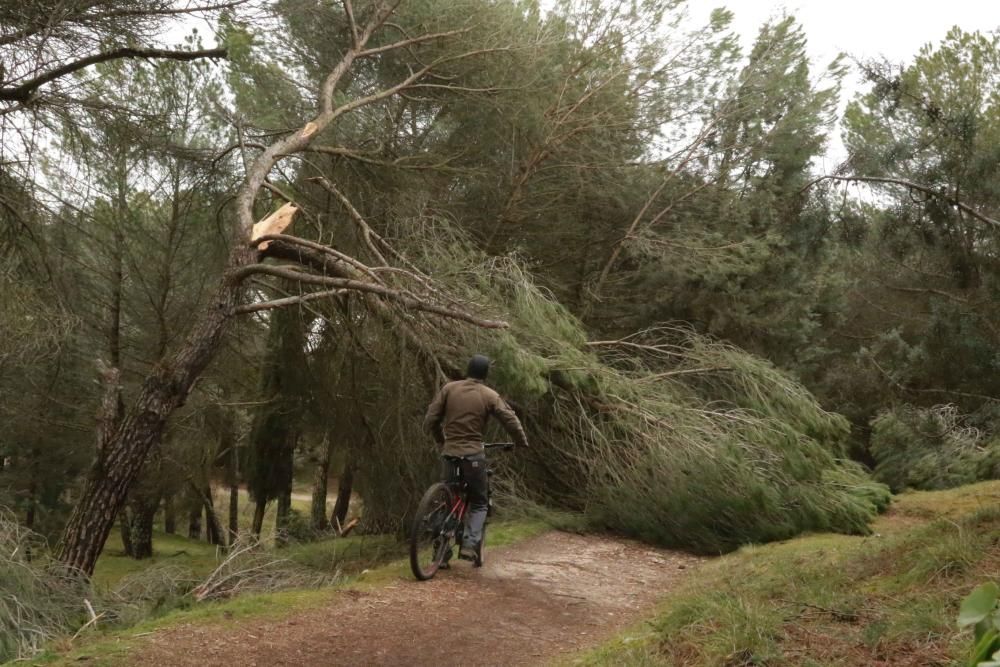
[391,220,888,553]
[823,27,1000,434]
[870,404,1000,492]
[0,511,90,662]
[959,583,1000,666]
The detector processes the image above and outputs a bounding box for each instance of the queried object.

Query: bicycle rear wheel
[410,483,455,581]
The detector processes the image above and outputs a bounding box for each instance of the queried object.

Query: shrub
[0,509,90,662]
[870,404,1000,492]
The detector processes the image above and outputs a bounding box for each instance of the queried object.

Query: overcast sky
[686,1,1000,165]
[693,1,1000,63]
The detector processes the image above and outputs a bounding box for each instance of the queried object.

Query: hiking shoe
[458,544,477,561]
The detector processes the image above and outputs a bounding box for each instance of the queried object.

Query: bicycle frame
[445,494,467,532]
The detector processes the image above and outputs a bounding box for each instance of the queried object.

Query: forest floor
[54,531,704,666]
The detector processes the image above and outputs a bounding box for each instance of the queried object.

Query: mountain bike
[409,442,514,581]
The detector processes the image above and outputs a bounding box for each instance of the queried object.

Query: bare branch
[801,175,1000,230]
[357,27,473,58]
[638,367,734,382]
[306,144,468,171]
[343,0,360,49]
[234,264,508,329]
[0,48,227,103]
[590,119,721,301]
[311,178,389,265]
[234,289,346,315]
[252,233,384,284]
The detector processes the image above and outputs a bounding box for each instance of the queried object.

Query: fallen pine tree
[265,213,891,553]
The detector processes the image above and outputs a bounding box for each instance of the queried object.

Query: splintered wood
[251,202,298,250]
[300,121,318,139]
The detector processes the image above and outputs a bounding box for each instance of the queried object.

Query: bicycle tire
[410,482,455,581]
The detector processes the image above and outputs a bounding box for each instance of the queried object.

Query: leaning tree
[44,0,505,574]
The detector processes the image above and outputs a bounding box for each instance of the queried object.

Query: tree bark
[188,505,202,540]
[202,485,225,547]
[57,255,252,575]
[275,484,292,547]
[225,425,240,542]
[163,494,176,534]
[228,480,239,543]
[251,500,267,537]
[120,511,134,556]
[331,458,354,529]
[128,496,157,559]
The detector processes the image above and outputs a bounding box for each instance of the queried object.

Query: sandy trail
[122,531,703,666]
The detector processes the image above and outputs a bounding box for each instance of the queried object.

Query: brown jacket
[423,379,529,457]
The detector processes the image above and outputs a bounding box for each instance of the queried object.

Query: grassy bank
[574,481,1000,666]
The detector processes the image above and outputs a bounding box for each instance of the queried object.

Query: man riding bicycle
[423,354,529,562]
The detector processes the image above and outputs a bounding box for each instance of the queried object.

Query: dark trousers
[441,453,488,548]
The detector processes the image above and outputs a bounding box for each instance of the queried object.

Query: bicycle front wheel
[410,483,455,581]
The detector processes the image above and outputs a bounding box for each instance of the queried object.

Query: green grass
[27,519,549,666]
[206,487,320,542]
[88,488,349,591]
[573,481,1000,666]
[92,531,221,589]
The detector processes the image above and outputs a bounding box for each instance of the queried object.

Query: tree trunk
[56,248,253,576]
[188,505,202,540]
[228,481,239,543]
[275,486,292,547]
[163,494,176,534]
[310,434,332,531]
[119,511,134,556]
[225,431,240,542]
[251,500,267,537]
[202,485,225,547]
[128,496,157,559]
[331,458,354,529]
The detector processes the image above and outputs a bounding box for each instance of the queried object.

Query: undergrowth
[870,404,1000,492]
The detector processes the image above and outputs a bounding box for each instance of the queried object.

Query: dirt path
[124,532,703,666]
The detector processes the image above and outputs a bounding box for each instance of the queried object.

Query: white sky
[688,0,1000,166]
[693,0,1000,64]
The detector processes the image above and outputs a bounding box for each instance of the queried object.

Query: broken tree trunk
[56,262,252,575]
